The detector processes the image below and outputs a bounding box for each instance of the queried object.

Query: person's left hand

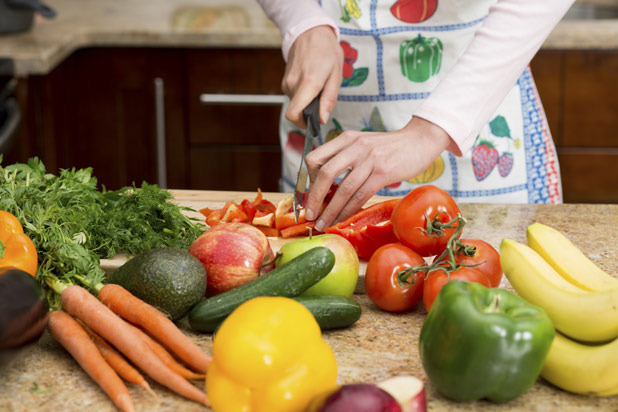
[304,116,453,231]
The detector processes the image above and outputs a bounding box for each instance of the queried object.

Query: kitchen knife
[293,95,321,223]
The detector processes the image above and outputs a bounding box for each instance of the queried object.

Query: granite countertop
[1,190,617,412]
[1,0,617,76]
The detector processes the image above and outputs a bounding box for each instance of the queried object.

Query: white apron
[279,0,562,204]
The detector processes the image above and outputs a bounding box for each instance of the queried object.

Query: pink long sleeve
[413,0,575,156]
[256,0,339,61]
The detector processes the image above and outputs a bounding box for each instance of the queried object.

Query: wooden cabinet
[185,49,284,191]
[4,47,285,192]
[530,50,618,204]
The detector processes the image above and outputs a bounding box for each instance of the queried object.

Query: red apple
[377,376,426,412]
[189,222,275,296]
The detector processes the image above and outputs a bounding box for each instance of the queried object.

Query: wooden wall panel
[558,152,618,203]
[188,147,281,192]
[562,51,618,148]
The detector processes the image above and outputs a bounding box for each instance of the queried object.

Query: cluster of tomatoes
[364,185,502,313]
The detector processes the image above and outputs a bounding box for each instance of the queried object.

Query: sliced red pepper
[275,197,307,229]
[325,199,400,261]
[221,202,248,223]
[252,213,275,228]
[255,200,276,215]
[255,226,280,237]
[280,221,320,238]
[240,199,257,222]
[204,207,226,226]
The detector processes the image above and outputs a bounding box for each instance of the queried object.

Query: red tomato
[422,267,491,312]
[391,185,462,257]
[453,238,503,287]
[365,243,426,312]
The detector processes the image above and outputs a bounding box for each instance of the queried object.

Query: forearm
[256,0,339,61]
[414,0,575,155]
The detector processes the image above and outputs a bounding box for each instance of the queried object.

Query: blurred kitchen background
[0,0,616,203]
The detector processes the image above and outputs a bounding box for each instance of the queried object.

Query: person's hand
[282,25,343,127]
[304,117,453,231]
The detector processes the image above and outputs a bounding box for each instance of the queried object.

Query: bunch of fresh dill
[0,157,205,309]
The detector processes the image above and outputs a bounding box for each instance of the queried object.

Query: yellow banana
[541,332,618,396]
[527,223,618,292]
[500,239,618,343]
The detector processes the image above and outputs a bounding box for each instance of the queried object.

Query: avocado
[108,248,206,320]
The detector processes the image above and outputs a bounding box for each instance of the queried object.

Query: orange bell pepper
[0,210,38,276]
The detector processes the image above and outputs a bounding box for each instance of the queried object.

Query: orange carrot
[48,311,135,412]
[98,284,211,374]
[60,285,209,407]
[127,324,205,381]
[84,325,158,399]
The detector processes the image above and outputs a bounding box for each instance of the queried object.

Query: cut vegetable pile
[199,184,338,238]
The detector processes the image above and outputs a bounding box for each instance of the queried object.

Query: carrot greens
[0,157,205,309]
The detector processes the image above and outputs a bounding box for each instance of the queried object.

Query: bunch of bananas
[500,223,618,396]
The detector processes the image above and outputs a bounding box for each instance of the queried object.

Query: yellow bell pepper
[206,296,338,412]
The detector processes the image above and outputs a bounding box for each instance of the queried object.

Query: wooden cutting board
[98,189,391,294]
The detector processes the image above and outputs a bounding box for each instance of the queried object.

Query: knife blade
[293,95,321,223]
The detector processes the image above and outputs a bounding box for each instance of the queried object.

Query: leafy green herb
[30,382,51,394]
[0,157,205,310]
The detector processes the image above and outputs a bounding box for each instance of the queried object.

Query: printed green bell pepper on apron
[419,280,554,403]
[399,34,443,83]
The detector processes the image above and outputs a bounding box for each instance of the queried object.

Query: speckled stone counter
[1,190,617,411]
[0,0,617,76]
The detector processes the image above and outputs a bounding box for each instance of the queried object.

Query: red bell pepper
[325,199,400,261]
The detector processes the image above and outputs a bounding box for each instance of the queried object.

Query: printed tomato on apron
[279,0,562,204]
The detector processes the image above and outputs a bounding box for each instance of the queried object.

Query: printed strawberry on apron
[471,115,520,181]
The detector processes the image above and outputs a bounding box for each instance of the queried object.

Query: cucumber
[212,295,362,336]
[188,246,335,332]
[292,295,362,330]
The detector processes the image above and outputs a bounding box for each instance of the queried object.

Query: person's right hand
[282,25,343,128]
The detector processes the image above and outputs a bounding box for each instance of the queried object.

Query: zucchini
[292,295,362,330]
[188,246,335,332]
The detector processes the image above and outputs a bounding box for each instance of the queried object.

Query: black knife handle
[302,94,321,137]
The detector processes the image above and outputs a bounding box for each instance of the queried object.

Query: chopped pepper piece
[0,210,38,276]
[200,189,278,228]
[207,296,338,412]
[325,199,400,260]
[419,280,554,403]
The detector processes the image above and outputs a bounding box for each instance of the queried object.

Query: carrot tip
[141,381,159,402]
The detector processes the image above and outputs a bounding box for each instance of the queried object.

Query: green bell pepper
[419,280,554,403]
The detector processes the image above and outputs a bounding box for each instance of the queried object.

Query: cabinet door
[7,48,187,191]
[185,49,285,192]
[531,50,618,204]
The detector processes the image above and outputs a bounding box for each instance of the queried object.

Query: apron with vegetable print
[279,0,562,204]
